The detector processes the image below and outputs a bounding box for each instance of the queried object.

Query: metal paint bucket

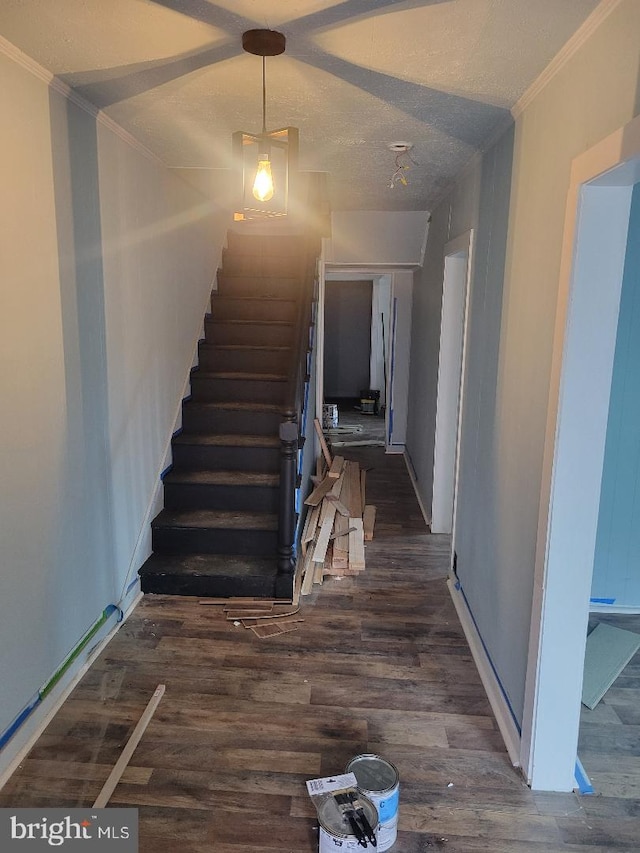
[317,792,378,851]
[346,755,399,851]
[322,404,339,429]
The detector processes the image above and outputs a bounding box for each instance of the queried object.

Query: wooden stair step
[172,433,280,449]
[138,553,280,598]
[153,508,278,531]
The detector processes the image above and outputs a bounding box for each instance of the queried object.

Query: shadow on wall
[48,89,116,616]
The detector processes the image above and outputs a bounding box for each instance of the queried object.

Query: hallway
[0,449,635,850]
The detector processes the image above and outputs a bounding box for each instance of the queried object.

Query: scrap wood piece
[332,514,351,568]
[314,418,333,469]
[300,548,317,597]
[251,622,302,638]
[227,604,295,620]
[225,607,274,619]
[360,469,367,515]
[345,461,363,518]
[301,505,322,557]
[348,517,366,571]
[241,613,304,628]
[312,500,338,563]
[363,505,377,541]
[328,455,345,479]
[325,495,350,517]
[92,684,165,808]
[313,553,325,585]
[304,476,335,506]
[200,597,288,606]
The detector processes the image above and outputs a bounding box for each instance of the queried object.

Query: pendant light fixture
[233,29,298,219]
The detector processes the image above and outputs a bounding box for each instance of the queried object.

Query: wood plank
[363,505,377,541]
[241,614,304,628]
[304,476,335,506]
[301,505,321,557]
[360,469,367,514]
[325,495,350,517]
[314,418,333,469]
[92,684,165,808]
[300,548,316,597]
[348,517,366,571]
[251,622,302,638]
[311,500,338,563]
[328,455,344,479]
[332,513,350,569]
[345,460,362,518]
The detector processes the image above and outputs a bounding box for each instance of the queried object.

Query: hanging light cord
[261,55,267,134]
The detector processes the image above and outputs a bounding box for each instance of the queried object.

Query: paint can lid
[345,754,399,795]
[317,792,378,838]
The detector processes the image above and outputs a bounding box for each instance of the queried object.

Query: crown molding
[511,0,624,119]
[0,34,163,166]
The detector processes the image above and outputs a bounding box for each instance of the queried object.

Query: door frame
[521,113,640,791]
[432,230,474,536]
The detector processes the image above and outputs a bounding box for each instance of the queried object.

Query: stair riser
[198,345,290,374]
[191,376,286,404]
[216,274,299,299]
[172,443,280,472]
[164,482,279,512]
[226,232,305,256]
[204,321,294,347]
[211,297,297,323]
[222,250,301,277]
[181,406,280,436]
[152,527,277,555]
[140,572,277,598]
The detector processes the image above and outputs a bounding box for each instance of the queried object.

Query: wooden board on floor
[312,500,337,564]
[363,505,377,541]
[328,455,344,478]
[314,418,333,469]
[251,622,302,638]
[304,477,335,506]
[348,517,365,571]
[345,460,362,518]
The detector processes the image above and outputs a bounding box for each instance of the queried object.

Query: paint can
[323,404,339,429]
[317,792,378,851]
[345,754,399,851]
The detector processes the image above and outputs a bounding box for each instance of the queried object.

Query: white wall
[0,49,227,748]
[405,0,640,747]
[325,211,429,265]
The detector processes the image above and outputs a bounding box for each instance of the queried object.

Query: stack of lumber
[299,421,376,596]
[199,598,303,638]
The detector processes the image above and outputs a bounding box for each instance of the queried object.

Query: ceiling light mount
[388,141,414,153]
[242,29,286,57]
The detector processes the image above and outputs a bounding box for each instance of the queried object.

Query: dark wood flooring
[1,448,639,850]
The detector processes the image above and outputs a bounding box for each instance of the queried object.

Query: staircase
[139,229,317,599]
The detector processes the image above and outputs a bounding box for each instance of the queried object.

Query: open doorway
[522,114,640,792]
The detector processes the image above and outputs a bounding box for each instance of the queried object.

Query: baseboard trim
[589,604,640,615]
[447,577,522,767]
[0,588,141,790]
[403,450,431,528]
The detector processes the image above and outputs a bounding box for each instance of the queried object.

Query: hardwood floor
[2,448,639,850]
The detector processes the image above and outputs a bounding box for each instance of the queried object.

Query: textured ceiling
[0,0,601,210]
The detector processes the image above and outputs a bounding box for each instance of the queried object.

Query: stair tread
[192,370,287,382]
[206,319,293,327]
[211,295,296,303]
[183,401,282,414]
[140,552,279,578]
[164,469,279,486]
[200,344,291,352]
[173,433,280,448]
[153,508,278,530]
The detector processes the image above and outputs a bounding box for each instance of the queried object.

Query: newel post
[276,416,298,597]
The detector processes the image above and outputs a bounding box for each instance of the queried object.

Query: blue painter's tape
[0,694,41,750]
[160,464,173,481]
[456,581,522,734]
[574,758,595,794]
[126,577,140,595]
[590,597,616,605]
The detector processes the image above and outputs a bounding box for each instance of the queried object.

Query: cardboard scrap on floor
[300,449,376,596]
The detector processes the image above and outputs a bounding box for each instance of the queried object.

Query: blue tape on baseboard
[160,464,173,480]
[454,579,522,734]
[574,758,595,794]
[590,597,616,605]
[0,694,42,751]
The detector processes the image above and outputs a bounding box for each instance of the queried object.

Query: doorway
[522,114,640,791]
[323,280,373,402]
[432,231,474,535]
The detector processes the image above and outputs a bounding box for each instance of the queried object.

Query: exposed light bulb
[252,158,274,201]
